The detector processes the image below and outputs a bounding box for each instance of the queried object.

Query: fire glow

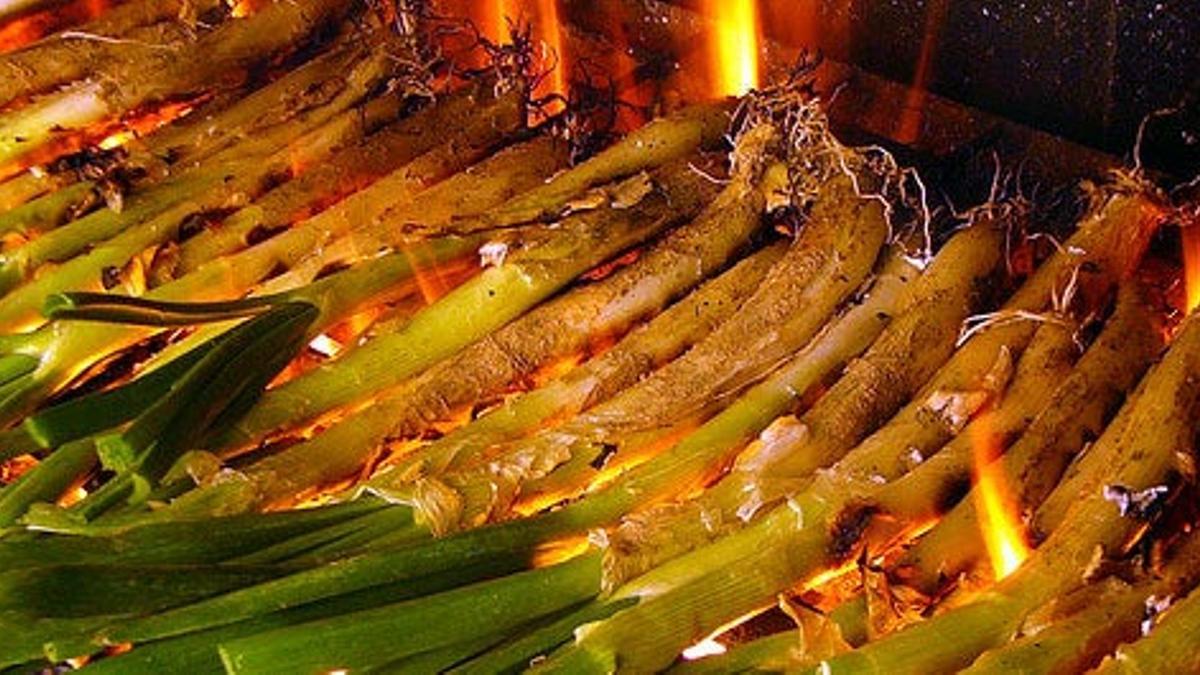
[0,0,109,54]
[896,0,949,142]
[703,0,760,97]
[0,97,197,182]
[534,0,566,107]
[481,0,513,44]
[228,0,271,19]
[970,415,1030,579]
[479,0,568,111]
[1182,225,1200,314]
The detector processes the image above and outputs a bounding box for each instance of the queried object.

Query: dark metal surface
[559,0,1196,176]
[557,0,1142,185]
[757,0,1199,176]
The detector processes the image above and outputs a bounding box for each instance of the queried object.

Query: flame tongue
[970,415,1030,580]
[704,0,760,97]
[0,0,112,54]
[483,0,512,44]
[475,0,568,117]
[535,0,566,109]
[229,0,271,18]
[1183,224,1200,314]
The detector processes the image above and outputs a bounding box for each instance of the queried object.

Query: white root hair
[955,309,1074,348]
[56,31,179,51]
[730,68,935,264]
[1131,104,1183,176]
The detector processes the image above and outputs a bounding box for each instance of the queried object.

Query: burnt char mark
[264,261,289,281]
[180,207,239,244]
[589,442,619,471]
[177,212,210,243]
[314,260,352,281]
[935,474,973,514]
[245,223,288,247]
[100,265,122,290]
[829,503,880,563]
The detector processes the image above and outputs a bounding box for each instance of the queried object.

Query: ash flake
[925,389,989,433]
[1102,483,1170,519]
[905,447,925,468]
[786,496,805,529]
[1142,594,1173,636]
[587,527,610,550]
[478,241,508,268]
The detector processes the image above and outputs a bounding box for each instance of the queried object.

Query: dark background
[773,0,1200,176]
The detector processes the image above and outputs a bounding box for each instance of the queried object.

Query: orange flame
[0,14,47,53]
[532,534,589,568]
[581,423,697,494]
[57,485,90,508]
[0,97,197,183]
[111,99,197,145]
[512,419,703,518]
[895,0,949,143]
[478,0,568,114]
[480,0,514,44]
[0,453,37,483]
[1182,224,1200,314]
[703,0,761,97]
[98,130,134,151]
[0,0,111,54]
[228,0,270,18]
[401,245,457,305]
[534,0,567,108]
[970,415,1030,579]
